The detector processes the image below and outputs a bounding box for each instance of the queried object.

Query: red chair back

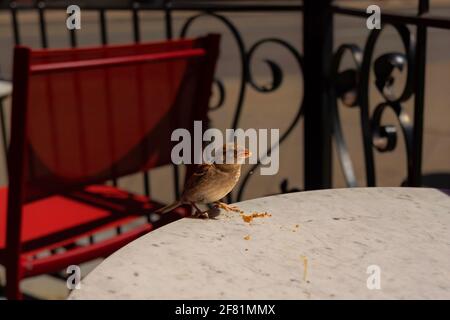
[8,35,219,203]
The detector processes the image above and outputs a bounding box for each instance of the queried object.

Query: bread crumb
[241,212,272,223]
[300,255,308,281]
[244,235,251,240]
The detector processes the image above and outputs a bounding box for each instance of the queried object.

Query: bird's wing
[183,164,214,197]
[184,164,213,190]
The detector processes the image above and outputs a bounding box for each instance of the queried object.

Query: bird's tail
[155,201,182,214]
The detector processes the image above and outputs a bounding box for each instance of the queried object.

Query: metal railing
[0,0,449,202]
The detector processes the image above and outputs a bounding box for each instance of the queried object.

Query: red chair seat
[0,185,186,273]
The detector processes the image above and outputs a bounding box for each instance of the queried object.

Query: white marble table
[69,187,450,299]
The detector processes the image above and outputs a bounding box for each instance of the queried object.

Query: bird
[156,143,251,218]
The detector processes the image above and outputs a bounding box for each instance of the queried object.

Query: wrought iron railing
[0,0,449,203]
[331,0,436,189]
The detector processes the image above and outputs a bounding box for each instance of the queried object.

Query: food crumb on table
[240,212,272,223]
[300,255,308,281]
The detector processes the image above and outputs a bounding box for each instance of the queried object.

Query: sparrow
[156,143,251,218]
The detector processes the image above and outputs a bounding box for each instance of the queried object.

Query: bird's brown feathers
[156,144,250,214]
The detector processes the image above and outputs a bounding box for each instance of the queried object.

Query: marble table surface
[69,187,450,299]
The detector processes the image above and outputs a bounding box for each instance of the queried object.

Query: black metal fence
[0,0,449,202]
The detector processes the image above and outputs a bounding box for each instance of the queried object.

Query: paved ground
[0,0,449,299]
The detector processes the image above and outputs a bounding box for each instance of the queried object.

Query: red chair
[0,34,220,299]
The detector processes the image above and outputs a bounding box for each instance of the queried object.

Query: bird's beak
[240,149,251,158]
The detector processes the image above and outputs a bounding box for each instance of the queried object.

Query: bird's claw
[199,211,209,219]
[193,210,209,219]
[214,202,242,213]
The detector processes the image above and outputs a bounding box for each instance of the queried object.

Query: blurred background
[0,0,449,298]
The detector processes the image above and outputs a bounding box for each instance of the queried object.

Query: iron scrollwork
[238,38,304,201]
[180,12,305,201]
[332,23,416,187]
